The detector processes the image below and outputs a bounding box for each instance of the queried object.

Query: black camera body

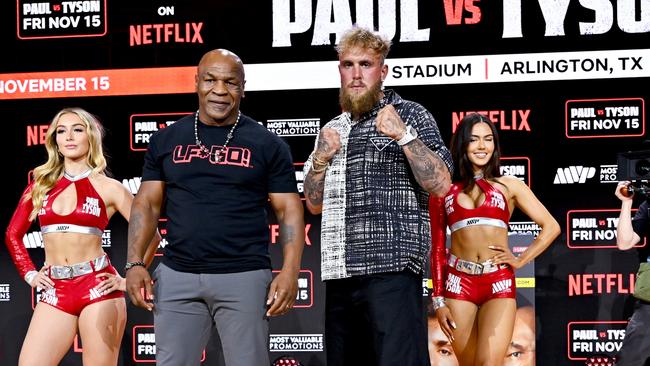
[617,150,650,197]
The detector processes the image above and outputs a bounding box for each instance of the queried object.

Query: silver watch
[397,125,418,146]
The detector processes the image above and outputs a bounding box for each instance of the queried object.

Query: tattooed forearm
[271,195,305,273]
[316,137,331,155]
[304,171,326,206]
[127,211,147,261]
[403,139,451,196]
[279,224,296,246]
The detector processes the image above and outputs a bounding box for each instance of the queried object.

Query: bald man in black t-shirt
[125,49,305,366]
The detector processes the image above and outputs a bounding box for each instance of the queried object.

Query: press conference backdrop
[1,1,649,365]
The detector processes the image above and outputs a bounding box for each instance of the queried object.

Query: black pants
[325,270,429,366]
[616,300,650,366]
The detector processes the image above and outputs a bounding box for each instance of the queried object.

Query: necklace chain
[63,168,93,181]
[194,109,241,162]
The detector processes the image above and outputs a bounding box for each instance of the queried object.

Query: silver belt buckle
[58,265,74,279]
[51,263,85,279]
[482,262,493,274]
[456,261,467,272]
[460,260,481,275]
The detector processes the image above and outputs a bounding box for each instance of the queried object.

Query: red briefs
[443,265,516,305]
[39,264,123,316]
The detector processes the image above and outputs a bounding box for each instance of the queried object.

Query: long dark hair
[450,113,502,191]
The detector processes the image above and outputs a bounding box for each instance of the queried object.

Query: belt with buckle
[48,254,110,280]
[448,254,508,275]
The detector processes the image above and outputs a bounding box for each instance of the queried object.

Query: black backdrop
[1,1,649,365]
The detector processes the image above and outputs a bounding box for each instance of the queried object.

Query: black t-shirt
[631,200,650,263]
[142,113,297,273]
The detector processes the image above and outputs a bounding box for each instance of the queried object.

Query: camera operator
[614,180,650,365]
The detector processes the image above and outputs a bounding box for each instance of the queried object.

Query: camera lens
[635,159,650,177]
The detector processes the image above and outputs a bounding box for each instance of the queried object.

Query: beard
[339,80,383,117]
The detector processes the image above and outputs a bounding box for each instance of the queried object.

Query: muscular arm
[109,179,161,267]
[126,180,164,310]
[375,105,451,196]
[402,139,451,197]
[303,128,341,214]
[126,181,164,264]
[266,192,305,316]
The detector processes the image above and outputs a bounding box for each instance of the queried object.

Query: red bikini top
[444,177,510,233]
[38,170,108,236]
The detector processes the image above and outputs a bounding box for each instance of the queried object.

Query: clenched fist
[376,105,406,140]
[314,128,341,162]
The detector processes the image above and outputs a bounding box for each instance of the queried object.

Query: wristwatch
[124,261,146,272]
[397,125,418,146]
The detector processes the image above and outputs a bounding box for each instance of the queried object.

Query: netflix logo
[130,23,203,46]
[452,109,531,133]
[568,273,635,296]
[26,124,49,146]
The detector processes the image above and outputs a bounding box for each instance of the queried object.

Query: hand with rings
[29,266,54,289]
[95,272,126,295]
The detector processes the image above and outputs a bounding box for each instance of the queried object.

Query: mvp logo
[492,279,512,294]
[554,166,596,184]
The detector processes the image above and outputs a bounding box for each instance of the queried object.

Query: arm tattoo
[404,139,449,194]
[279,224,296,246]
[316,137,330,155]
[127,211,145,261]
[304,171,325,206]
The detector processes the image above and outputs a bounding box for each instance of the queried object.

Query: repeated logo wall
[1,1,649,365]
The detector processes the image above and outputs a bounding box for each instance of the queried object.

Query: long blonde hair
[28,108,107,219]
